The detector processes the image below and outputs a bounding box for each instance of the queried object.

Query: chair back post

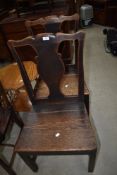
[7,39,36,104]
[75,32,85,101]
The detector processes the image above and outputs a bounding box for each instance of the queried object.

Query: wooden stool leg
[88,151,97,172]
[19,153,38,172]
[0,159,16,175]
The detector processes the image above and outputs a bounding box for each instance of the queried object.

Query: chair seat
[15,108,97,153]
[0,61,38,90]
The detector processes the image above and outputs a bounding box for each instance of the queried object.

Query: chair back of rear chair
[25,13,79,36]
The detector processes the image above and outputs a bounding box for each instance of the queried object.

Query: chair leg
[84,94,89,115]
[0,159,16,175]
[88,151,97,172]
[19,153,38,172]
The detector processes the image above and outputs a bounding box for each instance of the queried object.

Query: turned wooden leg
[0,159,16,175]
[19,153,38,172]
[88,151,97,172]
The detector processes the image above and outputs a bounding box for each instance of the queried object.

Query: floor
[1,24,117,175]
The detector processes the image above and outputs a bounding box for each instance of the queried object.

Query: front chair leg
[88,151,97,172]
[19,153,38,172]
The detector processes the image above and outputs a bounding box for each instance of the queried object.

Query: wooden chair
[7,28,89,114]
[0,81,23,175]
[25,13,79,65]
[8,32,98,172]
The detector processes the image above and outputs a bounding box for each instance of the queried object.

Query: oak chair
[7,28,89,113]
[8,32,97,172]
[0,81,23,175]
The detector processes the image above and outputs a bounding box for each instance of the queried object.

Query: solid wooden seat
[15,110,96,153]
[8,32,98,172]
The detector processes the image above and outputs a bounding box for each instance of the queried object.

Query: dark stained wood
[8,32,85,102]
[8,31,89,113]
[15,111,97,153]
[25,13,79,35]
[8,32,98,172]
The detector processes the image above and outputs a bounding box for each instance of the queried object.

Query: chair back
[8,32,85,104]
[25,13,79,36]
[25,13,79,65]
